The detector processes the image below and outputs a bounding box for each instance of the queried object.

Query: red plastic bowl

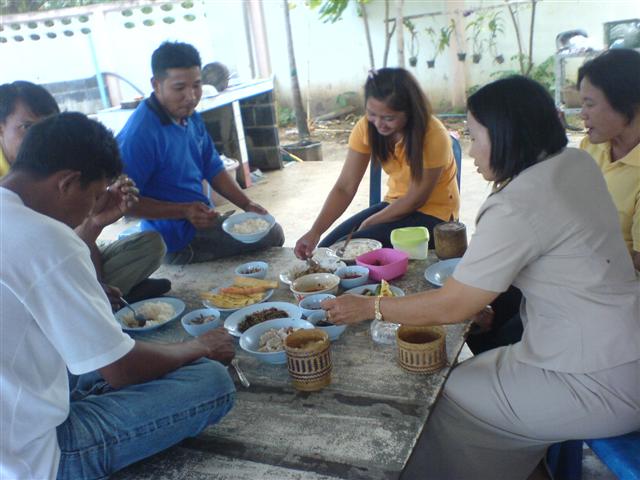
[355,248,409,281]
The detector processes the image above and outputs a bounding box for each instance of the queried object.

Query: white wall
[1,0,638,114]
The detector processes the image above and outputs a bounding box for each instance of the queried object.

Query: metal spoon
[217,209,236,224]
[231,358,250,388]
[335,228,357,258]
[119,297,147,327]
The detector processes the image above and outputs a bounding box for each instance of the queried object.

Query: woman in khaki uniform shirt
[323,76,640,479]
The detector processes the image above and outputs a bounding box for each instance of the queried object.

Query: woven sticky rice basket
[284,329,332,391]
[396,325,446,374]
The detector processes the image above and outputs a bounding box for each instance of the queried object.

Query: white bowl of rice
[115,297,185,332]
[222,212,276,244]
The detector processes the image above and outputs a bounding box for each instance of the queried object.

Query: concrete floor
[101,133,614,479]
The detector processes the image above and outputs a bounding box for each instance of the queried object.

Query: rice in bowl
[231,218,270,235]
[123,301,175,328]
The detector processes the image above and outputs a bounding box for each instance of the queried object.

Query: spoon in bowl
[335,228,357,258]
[119,297,147,327]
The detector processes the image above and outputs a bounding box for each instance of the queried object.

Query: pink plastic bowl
[355,248,409,281]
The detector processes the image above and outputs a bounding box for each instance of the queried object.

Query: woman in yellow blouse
[295,68,459,259]
[578,48,640,271]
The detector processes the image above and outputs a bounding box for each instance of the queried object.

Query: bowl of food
[355,248,409,281]
[222,212,275,244]
[115,297,185,332]
[328,238,382,264]
[181,308,222,336]
[334,265,370,289]
[239,317,314,364]
[298,293,336,318]
[290,272,340,302]
[306,310,347,341]
[235,261,268,279]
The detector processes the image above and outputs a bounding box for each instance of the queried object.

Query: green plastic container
[390,227,429,260]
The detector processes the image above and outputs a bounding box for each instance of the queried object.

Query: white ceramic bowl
[239,317,314,365]
[307,310,347,341]
[298,293,336,318]
[334,265,370,289]
[222,212,275,244]
[290,272,340,302]
[234,261,268,279]
[181,308,222,336]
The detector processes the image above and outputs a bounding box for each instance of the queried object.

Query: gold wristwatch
[374,295,383,322]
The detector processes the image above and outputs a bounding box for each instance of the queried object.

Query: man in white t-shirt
[0,112,236,480]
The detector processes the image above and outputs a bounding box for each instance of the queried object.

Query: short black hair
[151,41,201,79]
[0,81,60,123]
[13,112,122,184]
[578,49,640,123]
[467,75,568,184]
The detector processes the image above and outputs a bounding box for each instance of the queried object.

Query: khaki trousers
[99,231,166,295]
[402,346,640,480]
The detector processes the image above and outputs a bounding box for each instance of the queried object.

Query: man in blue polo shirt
[118,41,284,264]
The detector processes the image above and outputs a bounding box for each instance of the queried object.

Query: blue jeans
[318,202,444,249]
[57,359,235,480]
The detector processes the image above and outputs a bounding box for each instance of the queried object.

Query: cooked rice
[122,301,174,328]
[231,218,270,235]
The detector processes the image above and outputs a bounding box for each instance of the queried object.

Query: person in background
[0,112,236,479]
[578,48,640,271]
[117,41,284,265]
[295,67,459,259]
[322,76,640,479]
[0,81,170,305]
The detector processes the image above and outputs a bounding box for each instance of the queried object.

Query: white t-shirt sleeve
[453,197,541,292]
[23,250,134,375]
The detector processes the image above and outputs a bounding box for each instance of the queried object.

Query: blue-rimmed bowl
[181,308,222,336]
[234,261,268,279]
[239,318,314,365]
[222,212,275,244]
[334,265,369,289]
[298,293,336,318]
[307,310,347,341]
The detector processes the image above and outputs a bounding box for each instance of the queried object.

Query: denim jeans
[56,359,235,480]
[318,202,444,249]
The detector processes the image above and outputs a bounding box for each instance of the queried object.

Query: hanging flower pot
[409,56,418,67]
[427,59,436,68]
[457,52,467,61]
[495,54,504,64]
[472,53,482,64]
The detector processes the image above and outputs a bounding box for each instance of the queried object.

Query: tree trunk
[283,0,311,140]
[506,1,526,75]
[360,1,375,70]
[395,0,405,68]
[382,0,396,68]
[525,0,538,76]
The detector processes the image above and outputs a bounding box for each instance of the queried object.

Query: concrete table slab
[114,248,468,480]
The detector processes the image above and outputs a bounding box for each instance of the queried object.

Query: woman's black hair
[467,75,567,184]
[13,112,122,184]
[365,68,432,181]
[152,41,202,80]
[0,81,59,124]
[578,48,640,123]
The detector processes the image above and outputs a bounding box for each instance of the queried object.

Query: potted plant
[450,18,466,61]
[487,10,505,64]
[425,26,438,68]
[404,19,420,67]
[465,11,486,64]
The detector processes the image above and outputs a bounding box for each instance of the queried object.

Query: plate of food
[424,258,461,287]
[224,301,302,337]
[344,280,405,298]
[114,297,186,332]
[279,248,346,285]
[328,238,382,263]
[201,287,274,312]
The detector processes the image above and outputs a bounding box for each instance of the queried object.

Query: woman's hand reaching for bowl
[321,295,375,325]
[295,230,321,260]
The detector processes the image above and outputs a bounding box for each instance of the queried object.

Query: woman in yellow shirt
[0,81,60,177]
[295,68,459,259]
[578,48,640,271]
